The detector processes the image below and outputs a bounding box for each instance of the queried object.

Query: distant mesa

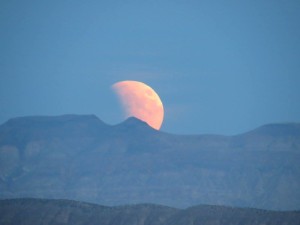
[0,114,109,146]
[2,115,151,132]
[5,114,104,125]
[243,123,300,137]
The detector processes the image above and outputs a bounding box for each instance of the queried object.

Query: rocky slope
[0,115,300,210]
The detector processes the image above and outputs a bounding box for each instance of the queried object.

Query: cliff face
[0,115,300,210]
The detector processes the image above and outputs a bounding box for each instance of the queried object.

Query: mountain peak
[117,117,154,129]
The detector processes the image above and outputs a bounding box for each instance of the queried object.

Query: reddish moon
[112,80,164,130]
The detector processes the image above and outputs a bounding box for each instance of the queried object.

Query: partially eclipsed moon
[112,80,164,130]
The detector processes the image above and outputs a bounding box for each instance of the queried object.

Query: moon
[112,80,164,130]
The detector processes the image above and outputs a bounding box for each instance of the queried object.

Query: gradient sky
[1,0,300,135]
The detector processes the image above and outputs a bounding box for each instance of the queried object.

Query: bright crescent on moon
[112,80,164,130]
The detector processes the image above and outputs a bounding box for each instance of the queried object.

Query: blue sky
[1,0,300,135]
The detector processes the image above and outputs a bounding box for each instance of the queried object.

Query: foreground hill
[0,115,300,210]
[1,199,300,225]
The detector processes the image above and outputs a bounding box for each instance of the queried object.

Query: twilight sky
[1,0,300,135]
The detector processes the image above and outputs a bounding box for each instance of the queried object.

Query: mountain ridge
[1,198,300,225]
[0,115,299,210]
[1,114,300,137]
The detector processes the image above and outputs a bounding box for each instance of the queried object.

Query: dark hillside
[1,199,300,225]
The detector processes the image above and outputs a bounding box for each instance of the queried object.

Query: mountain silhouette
[1,198,300,225]
[0,115,299,210]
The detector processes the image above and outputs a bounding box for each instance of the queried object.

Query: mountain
[1,198,300,225]
[0,115,300,210]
